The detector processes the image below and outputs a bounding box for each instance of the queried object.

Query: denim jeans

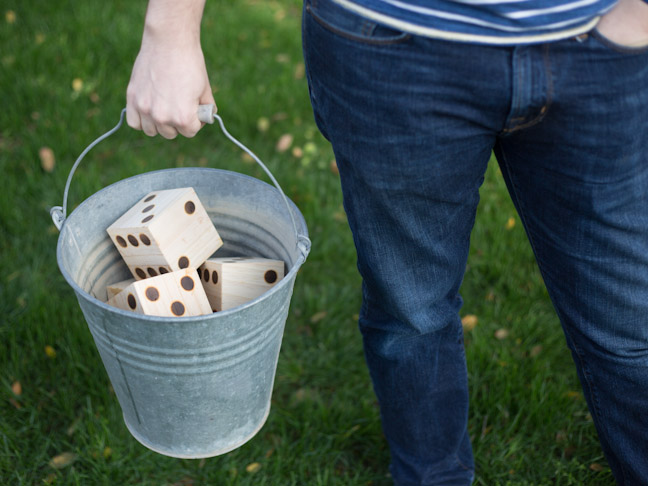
[302,0,648,484]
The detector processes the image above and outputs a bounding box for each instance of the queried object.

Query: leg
[494,36,648,485]
[303,1,512,483]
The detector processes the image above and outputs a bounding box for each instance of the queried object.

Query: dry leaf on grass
[257,117,270,132]
[39,147,55,172]
[72,78,83,92]
[494,328,509,340]
[45,345,57,358]
[294,63,305,80]
[505,217,516,230]
[461,314,478,332]
[330,160,339,175]
[49,452,77,469]
[276,134,293,152]
[310,311,327,323]
[245,462,261,473]
[11,381,22,396]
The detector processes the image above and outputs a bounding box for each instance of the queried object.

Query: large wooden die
[107,268,212,317]
[105,277,135,300]
[199,257,285,312]
[107,187,223,280]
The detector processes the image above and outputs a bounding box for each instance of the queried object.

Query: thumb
[199,82,217,118]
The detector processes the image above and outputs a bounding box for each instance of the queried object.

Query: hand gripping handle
[50,105,311,261]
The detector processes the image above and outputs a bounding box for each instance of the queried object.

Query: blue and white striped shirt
[332,0,621,44]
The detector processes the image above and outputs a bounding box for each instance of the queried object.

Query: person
[126,0,648,484]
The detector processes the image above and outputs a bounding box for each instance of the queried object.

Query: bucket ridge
[87,310,287,374]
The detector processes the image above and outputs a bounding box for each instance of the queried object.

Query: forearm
[126,0,214,139]
[141,0,206,48]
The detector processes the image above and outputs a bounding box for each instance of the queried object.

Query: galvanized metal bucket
[50,108,310,458]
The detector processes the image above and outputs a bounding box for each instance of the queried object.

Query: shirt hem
[331,0,602,44]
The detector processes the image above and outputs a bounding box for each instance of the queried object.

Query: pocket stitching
[306,3,411,46]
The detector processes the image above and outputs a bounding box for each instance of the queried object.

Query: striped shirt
[332,0,620,44]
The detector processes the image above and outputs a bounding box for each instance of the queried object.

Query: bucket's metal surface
[56,167,309,458]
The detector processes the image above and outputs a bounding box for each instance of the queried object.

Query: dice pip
[107,187,223,280]
[198,257,284,312]
[107,268,212,317]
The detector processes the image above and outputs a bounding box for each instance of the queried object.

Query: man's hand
[596,0,648,47]
[126,0,216,139]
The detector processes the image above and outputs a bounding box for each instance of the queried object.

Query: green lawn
[0,1,614,484]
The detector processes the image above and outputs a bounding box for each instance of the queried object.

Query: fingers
[175,84,216,137]
[158,125,179,140]
[175,111,203,138]
[126,103,142,131]
[147,115,179,140]
[126,85,206,139]
[126,103,201,140]
[140,114,159,137]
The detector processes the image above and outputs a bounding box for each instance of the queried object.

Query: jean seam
[570,345,609,443]
[496,146,628,484]
[454,453,473,472]
[502,45,554,135]
[305,3,412,46]
[565,338,630,482]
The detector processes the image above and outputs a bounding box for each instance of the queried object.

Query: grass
[0,0,614,484]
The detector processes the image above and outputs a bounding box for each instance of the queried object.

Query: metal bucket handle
[50,105,311,260]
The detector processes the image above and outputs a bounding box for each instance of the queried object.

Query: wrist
[141,0,206,48]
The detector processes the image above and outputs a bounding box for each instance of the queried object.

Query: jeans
[302,0,648,484]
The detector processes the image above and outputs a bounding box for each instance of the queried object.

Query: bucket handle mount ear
[50,105,311,261]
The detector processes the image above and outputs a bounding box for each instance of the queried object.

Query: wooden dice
[107,187,223,280]
[199,257,284,311]
[106,278,135,300]
[107,268,211,317]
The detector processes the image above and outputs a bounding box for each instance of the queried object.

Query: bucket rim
[56,167,309,323]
